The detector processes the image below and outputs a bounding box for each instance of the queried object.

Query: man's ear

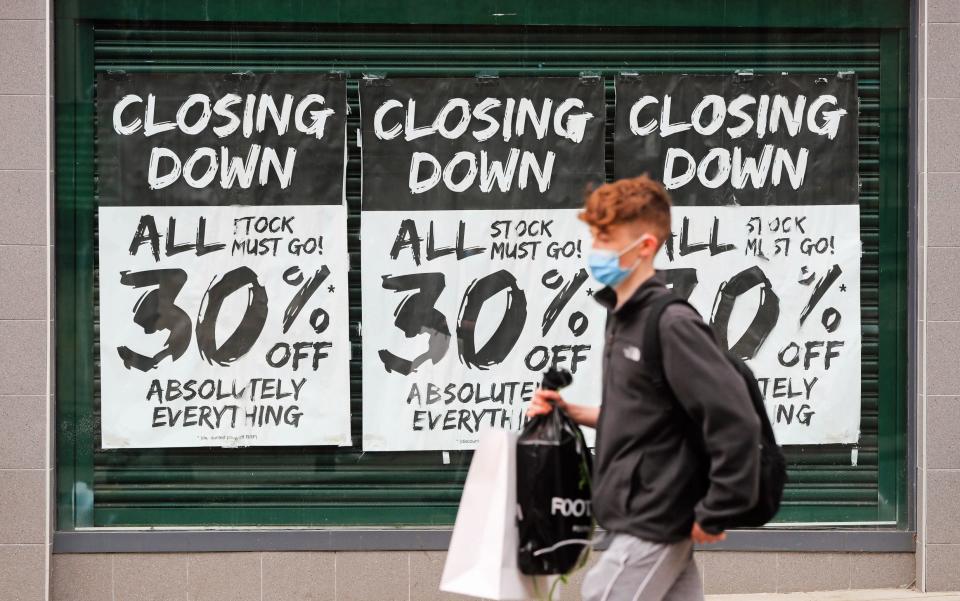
[638,234,661,258]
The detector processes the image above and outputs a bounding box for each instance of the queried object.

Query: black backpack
[642,294,787,530]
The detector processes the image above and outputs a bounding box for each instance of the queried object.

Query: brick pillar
[921,0,960,591]
[0,1,51,599]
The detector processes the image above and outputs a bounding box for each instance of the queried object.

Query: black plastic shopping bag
[516,372,594,575]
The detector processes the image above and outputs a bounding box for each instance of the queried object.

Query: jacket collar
[594,271,668,314]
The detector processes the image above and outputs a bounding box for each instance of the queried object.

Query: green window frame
[55,0,911,536]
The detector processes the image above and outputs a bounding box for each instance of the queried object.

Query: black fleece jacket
[591,273,761,541]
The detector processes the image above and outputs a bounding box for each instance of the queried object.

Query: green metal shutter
[64,24,902,527]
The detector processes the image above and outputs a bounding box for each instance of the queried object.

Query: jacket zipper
[597,317,619,456]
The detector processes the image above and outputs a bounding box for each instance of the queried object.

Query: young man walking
[528,176,762,601]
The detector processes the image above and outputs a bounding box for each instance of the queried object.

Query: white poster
[98,205,352,448]
[95,72,352,448]
[359,77,607,451]
[655,205,861,444]
[360,209,606,451]
[616,73,862,444]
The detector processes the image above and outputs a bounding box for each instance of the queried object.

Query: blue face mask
[587,236,650,288]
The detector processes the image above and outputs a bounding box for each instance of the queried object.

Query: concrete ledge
[706,529,916,553]
[708,590,958,601]
[54,528,916,554]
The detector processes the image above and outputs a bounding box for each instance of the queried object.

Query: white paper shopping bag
[441,430,557,601]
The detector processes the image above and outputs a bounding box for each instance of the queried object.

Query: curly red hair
[579,175,672,242]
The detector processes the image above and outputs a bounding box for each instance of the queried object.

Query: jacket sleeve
[660,305,761,533]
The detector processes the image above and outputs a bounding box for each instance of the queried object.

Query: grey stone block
[52,554,114,601]
[929,100,960,173]
[926,544,960,591]
[410,551,486,601]
[262,552,335,601]
[0,469,45,543]
[114,553,188,601]
[775,552,852,592]
[927,247,960,321]
[0,1,44,19]
[927,397,960,469]
[186,553,261,601]
[0,245,47,320]
[0,395,45,468]
[0,320,46,395]
[848,552,915,589]
[0,96,44,170]
[0,20,45,95]
[926,322,960,396]
[0,171,45,245]
[699,551,777,594]
[930,0,960,22]
[927,173,960,247]
[929,25,960,99]
[926,470,960,544]
[0,544,44,601]
[336,552,408,601]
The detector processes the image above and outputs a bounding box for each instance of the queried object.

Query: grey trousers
[581,533,703,601]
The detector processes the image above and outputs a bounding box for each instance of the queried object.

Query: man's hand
[526,389,566,417]
[691,523,726,545]
[527,390,599,428]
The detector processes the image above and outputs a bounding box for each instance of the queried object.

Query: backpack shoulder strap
[642,293,696,394]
